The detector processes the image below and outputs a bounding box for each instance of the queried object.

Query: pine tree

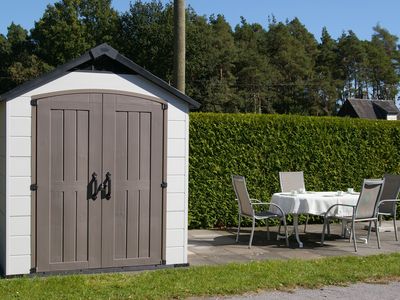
[337,31,368,100]
[315,27,341,115]
[234,18,276,113]
[31,0,119,66]
[0,23,51,93]
[118,0,174,81]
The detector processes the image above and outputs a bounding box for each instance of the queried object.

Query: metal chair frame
[279,171,314,233]
[321,179,385,252]
[375,174,400,241]
[232,175,289,248]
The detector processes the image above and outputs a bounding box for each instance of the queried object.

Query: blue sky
[1,0,399,41]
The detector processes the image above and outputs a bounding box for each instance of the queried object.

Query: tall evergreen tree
[0,23,51,93]
[314,27,341,114]
[264,19,318,114]
[234,18,275,113]
[31,0,119,66]
[200,15,238,112]
[118,0,174,81]
[337,31,368,100]
[366,25,400,99]
[1,1,399,115]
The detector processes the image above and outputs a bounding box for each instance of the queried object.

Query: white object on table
[270,191,359,247]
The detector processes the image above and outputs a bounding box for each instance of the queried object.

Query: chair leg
[304,215,309,233]
[282,217,289,247]
[352,220,357,252]
[249,217,255,249]
[278,220,282,235]
[321,218,327,246]
[266,220,270,241]
[349,225,353,243]
[375,220,381,249]
[341,220,346,237]
[236,214,241,243]
[327,222,331,235]
[367,221,372,242]
[394,217,398,242]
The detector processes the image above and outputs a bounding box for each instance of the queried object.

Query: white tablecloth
[270,191,359,217]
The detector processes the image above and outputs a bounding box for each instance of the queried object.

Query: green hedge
[188,113,400,229]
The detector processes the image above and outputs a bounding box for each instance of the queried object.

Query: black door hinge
[30,184,38,191]
[162,103,168,110]
[161,181,168,188]
[30,99,37,106]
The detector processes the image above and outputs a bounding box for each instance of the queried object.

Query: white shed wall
[6,97,32,275]
[0,102,6,274]
[5,71,189,275]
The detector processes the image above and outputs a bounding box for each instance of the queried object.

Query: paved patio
[188,222,400,265]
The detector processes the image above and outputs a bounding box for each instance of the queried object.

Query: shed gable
[0,43,200,109]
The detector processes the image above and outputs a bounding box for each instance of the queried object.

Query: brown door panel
[36,92,164,272]
[36,94,102,272]
[101,94,163,267]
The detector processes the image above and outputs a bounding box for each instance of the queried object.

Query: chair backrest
[355,179,385,219]
[231,175,254,217]
[379,174,400,215]
[279,171,305,192]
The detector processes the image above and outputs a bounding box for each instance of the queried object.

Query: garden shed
[0,43,200,276]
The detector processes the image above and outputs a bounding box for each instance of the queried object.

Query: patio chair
[279,171,305,193]
[321,179,385,252]
[373,174,400,241]
[279,171,312,233]
[232,175,289,248]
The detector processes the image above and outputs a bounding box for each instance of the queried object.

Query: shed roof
[0,43,201,109]
[338,98,399,120]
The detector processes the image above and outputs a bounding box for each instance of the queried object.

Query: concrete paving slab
[188,223,400,266]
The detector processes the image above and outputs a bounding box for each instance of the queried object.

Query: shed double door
[35,92,165,272]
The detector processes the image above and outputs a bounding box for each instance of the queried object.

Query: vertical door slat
[138,113,151,258]
[62,110,77,262]
[50,110,64,263]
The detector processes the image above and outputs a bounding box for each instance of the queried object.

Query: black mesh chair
[232,175,289,248]
[375,174,400,241]
[321,179,385,252]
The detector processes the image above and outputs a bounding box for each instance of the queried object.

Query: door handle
[102,172,111,200]
[90,172,100,200]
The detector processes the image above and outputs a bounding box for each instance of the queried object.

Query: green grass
[2,253,400,299]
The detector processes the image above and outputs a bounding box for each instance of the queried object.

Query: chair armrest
[250,198,261,203]
[378,199,399,215]
[323,203,356,218]
[378,199,400,206]
[252,202,286,217]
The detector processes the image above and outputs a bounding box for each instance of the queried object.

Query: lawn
[1,253,400,299]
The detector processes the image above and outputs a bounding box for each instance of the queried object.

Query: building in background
[338,99,399,120]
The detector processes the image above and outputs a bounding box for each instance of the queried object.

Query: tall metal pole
[173,0,185,93]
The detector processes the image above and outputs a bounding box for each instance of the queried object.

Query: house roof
[338,98,399,120]
[372,100,399,114]
[0,43,201,109]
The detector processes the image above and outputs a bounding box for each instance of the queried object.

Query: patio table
[270,191,359,247]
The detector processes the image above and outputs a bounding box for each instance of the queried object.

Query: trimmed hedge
[188,113,400,229]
